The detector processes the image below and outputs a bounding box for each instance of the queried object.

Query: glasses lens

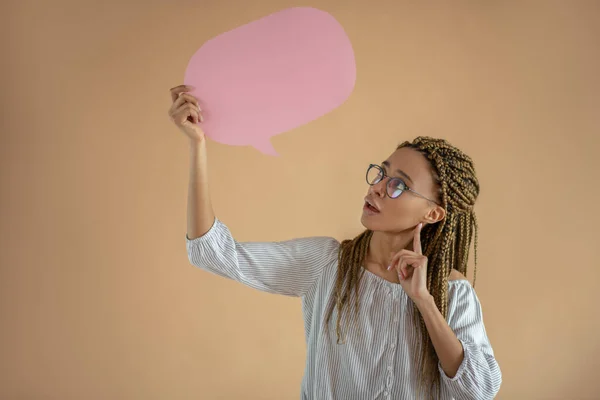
[387,178,406,198]
[367,165,384,185]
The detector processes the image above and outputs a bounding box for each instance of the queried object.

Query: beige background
[2,0,599,399]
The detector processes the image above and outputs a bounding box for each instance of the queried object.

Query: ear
[423,205,446,224]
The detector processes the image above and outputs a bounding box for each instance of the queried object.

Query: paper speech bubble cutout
[183,7,356,156]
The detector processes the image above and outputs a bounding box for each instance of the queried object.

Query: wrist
[413,293,435,311]
[189,138,207,156]
[189,137,206,148]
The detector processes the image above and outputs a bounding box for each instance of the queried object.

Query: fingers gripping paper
[183,7,356,156]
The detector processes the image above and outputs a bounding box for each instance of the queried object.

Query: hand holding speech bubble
[183,7,356,156]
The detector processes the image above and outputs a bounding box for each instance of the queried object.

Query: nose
[370,178,387,198]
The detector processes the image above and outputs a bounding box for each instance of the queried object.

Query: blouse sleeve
[439,281,502,399]
[185,217,340,297]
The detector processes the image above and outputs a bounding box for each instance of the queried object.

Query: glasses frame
[366,164,441,205]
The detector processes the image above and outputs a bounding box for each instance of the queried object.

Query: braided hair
[324,136,480,399]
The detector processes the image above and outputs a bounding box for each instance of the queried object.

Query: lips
[364,197,380,213]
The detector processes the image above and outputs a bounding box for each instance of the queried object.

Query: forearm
[414,295,464,378]
[187,138,215,239]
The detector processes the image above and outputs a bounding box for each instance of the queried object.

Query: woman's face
[361,147,445,233]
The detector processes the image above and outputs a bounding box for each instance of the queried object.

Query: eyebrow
[381,161,414,185]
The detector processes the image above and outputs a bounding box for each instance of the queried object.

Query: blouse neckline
[360,266,470,293]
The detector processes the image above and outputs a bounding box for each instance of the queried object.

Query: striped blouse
[186,218,502,399]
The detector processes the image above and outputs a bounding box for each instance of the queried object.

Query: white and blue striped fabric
[186,218,501,399]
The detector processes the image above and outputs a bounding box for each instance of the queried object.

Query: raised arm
[168,84,215,239]
[169,85,339,297]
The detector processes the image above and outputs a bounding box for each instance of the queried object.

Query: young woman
[169,84,501,399]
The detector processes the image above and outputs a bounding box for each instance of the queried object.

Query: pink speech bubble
[183,7,356,156]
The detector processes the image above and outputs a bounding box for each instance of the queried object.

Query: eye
[388,178,407,198]
[391,178,407,190]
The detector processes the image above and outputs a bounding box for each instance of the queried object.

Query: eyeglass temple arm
[407,187,441,206]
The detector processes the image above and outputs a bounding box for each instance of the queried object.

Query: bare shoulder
[448,269,469,282]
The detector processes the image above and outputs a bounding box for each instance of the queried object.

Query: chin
[360,213,384,232]
[361,211,412,234]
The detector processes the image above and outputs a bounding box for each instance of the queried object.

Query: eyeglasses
[366,164,440,205]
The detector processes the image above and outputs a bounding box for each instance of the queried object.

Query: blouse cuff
[185,217,219,242]
[439,338,470,382]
